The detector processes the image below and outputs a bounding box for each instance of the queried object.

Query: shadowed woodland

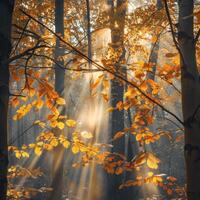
[0,0,200,199]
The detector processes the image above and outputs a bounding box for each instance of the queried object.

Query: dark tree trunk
[106,1,131,199]
[178,0,200,199]
[0,0,14,199]
[49,0,65,199]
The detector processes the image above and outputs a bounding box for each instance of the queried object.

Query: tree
[163,0,200,198]
[0,1,15,199]
[106,0,130,200]
[49,0,65,199]
[177,0,200,199]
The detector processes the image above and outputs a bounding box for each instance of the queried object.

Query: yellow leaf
[147,153,160,169]
[57,122,65,130]
[21,151,29,158]
[29,87,35,97]
[81,131,93,139]
[29,143,35,148]
[56,97,66,105]
[63,140,70,148]
[66,119,76,127]
[106,107,115,112]
[50,139,58,147]
[34,120,45,128]
[44,144,53,151]
[124,87,137,99]
[15,151,21,159]
[13,114,18,121]
[147,172,154,177]
[35,146,42,156]
[37,141,44,146]
[35,99,43,109]
[72,145,79,154]
[50,120,58,128]
[136,134,142,141]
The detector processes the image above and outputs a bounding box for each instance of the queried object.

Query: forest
[0,0,200,199]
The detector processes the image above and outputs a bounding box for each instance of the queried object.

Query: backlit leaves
[66,119,77,127]
[131,151,160,169]
[81,131,93,139]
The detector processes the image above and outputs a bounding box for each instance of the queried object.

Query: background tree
[49,0,65,199]
[0,1,15,199]
[175,0,200,199]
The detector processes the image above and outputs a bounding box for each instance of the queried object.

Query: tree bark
[0,0,14,199]
[49,0,65,199]
[178,0,200,199]
[106,1,131,199]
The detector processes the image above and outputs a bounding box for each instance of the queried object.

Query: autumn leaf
[66,119,76,127]
[90,75,102,89]
[133,152,146,167]
[34,146,42,156]
[62,140,70,148]
[103,79,109,90]
[140,82,148,91]
[116,101,123,111]
[50,120,58,128]
[167,176,177,182]
[136,134,142,141]
[81,131,93,139]
[21,151,30,158]
[115,167,123,175]
[102,93,109,102]
[147,172,154,177]
[15,151,22,159]
[147,153,160,169]
[106,107,115,112]
[72,145,79,154]
[57,122,65,130]
[50,139,58,147]
[35,99,44,109]
[56,97,66,105]
[113,131,125,140]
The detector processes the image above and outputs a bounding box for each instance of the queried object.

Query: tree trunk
[0,0,14,199]
[178,0,200,199]
[49,1,65,199]
[106,1,131,199]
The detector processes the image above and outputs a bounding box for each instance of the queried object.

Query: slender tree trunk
[0,1,14,199]
[49,1,65,199]
[178,0,200,199]
[106,1,131,199]
[86,0,92,64]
